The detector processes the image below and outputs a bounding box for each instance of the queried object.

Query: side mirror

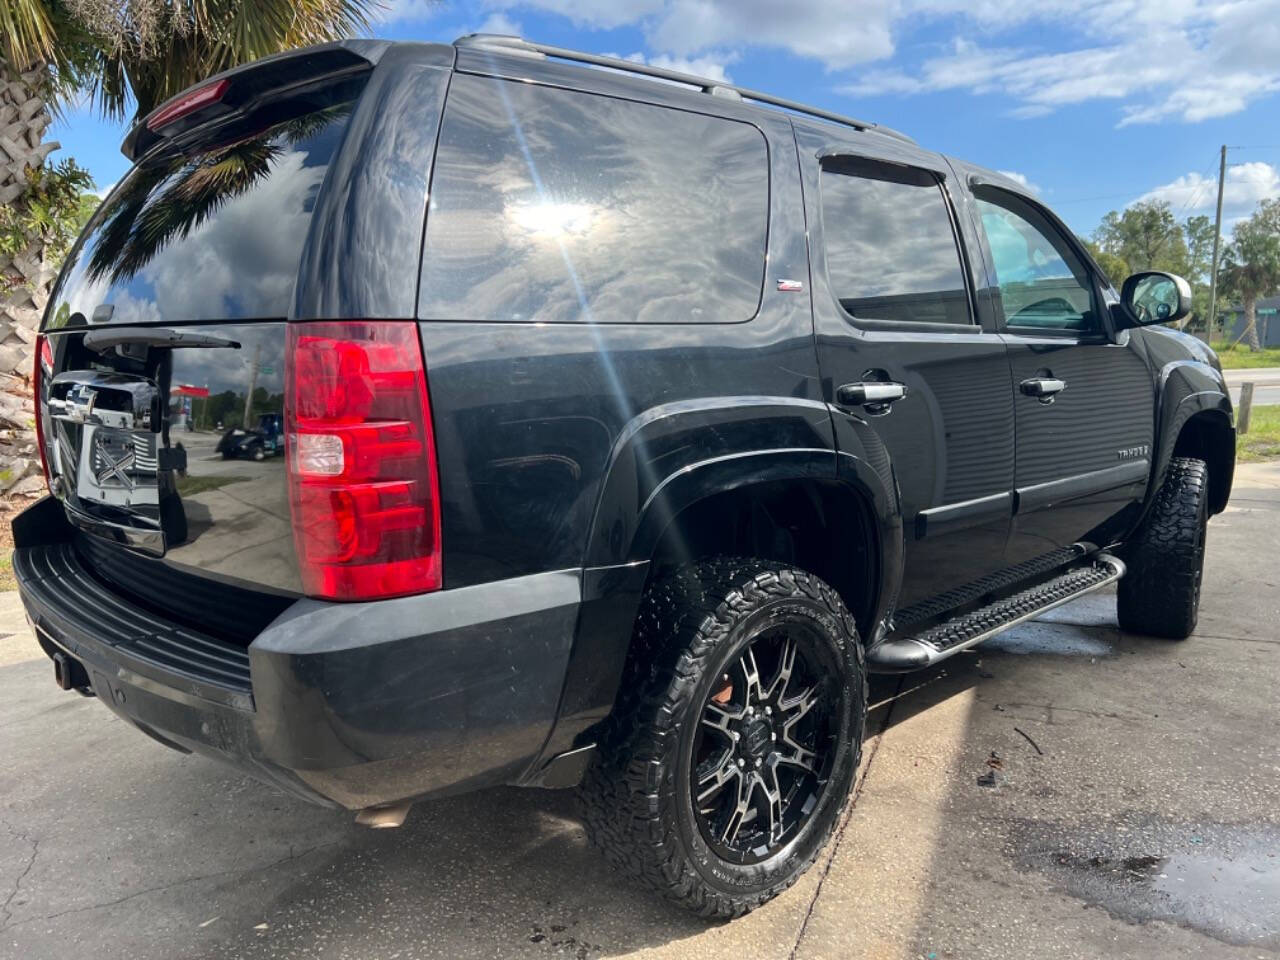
[1119,271,1192,328]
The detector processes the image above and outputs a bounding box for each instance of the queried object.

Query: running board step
[868,554,1125,673]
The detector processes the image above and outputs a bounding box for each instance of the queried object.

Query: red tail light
[33,335,53,491]
[285,322,442,601]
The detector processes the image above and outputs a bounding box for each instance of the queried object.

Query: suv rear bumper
[15,537,582,810]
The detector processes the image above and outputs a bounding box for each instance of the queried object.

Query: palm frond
[0,0,56,73]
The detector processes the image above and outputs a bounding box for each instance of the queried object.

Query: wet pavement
[1015,818,1280,948]
[1,462,1278,959]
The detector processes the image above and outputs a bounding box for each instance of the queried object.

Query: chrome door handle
[1020,377,1066,404]
[836,381,907,409]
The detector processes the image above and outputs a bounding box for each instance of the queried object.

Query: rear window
[44,95,360,330]
[418,74,769,324]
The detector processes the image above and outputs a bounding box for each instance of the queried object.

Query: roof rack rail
[454,34,915,144]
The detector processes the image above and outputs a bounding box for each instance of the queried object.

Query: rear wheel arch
[538,445,898,770]
[641,477,882,645]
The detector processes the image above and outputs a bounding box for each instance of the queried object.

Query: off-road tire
[578,558,867,919]
[1117,457,1209,639]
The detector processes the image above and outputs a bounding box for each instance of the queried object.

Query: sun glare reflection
[508,201,595,238]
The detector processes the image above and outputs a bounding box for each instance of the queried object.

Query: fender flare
[534,398,905,766]
[1151,359,1234,513]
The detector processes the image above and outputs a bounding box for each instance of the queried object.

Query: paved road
[2,466,1279,959]
[1221,367,1280,406]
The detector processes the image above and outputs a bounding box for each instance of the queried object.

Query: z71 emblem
[1117,444,1150,461]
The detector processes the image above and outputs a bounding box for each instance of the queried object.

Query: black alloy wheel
[691,623,842,864]
[579,558,866,918]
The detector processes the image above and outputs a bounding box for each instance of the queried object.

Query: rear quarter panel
[417,93,828,587]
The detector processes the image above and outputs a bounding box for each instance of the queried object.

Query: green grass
[1209,342,1280,369]
[1239,404,1280,462]
[0,554,14,592]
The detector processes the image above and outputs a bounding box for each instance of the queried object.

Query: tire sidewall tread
[1117,456,1209,640]
[579,557,867,919]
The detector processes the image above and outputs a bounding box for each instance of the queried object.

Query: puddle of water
[980,621,1114,657]
[1016,821,1280,948]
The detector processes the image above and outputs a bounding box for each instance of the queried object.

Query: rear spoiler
[121,39,394,162]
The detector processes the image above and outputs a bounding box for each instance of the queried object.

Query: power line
[1163,154,1219,221]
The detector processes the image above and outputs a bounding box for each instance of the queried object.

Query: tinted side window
[820,158,971,326]
[418,75,768,324]
[975,191,1098,332]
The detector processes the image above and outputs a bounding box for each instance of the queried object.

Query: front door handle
[1020,377,1066,404]
[836,381,907,410]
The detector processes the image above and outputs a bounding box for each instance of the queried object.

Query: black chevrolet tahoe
[15,35,1236,917]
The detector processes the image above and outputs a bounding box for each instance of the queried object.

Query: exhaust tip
[355,801,412,829]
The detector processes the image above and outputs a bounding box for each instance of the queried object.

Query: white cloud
[839,1,1280,124]
[619,51,737,84]
[476,12,522,36]
[1134,161,1280,227]
[92,179,117,199]
[997,170,1040,194]
[378,0,443,24]
[465,0,1280,125]
[647,0,896,70]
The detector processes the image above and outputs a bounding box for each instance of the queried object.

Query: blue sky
[51,0,1280,238]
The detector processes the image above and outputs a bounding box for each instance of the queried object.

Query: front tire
[1117,457,1209,639]
[579,558,866,918]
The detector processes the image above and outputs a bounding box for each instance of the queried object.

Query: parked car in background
[216,413,284,461]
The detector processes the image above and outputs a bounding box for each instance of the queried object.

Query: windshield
[44,97,359,330]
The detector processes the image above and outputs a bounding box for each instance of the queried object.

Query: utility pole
[1207,144,1227,337]
[242,342,261,430]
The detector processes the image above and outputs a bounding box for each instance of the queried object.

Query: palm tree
[0,0,378,492]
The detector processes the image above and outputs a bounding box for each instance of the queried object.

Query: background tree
[1221,198,1280,351]
[1182,214,1217,332]
[1083,239,1129,289]
[0,0,377,493]
[1092,200,1189,276]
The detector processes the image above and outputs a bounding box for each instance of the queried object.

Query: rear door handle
[836,381,907,409]
[1020,377,1066,403]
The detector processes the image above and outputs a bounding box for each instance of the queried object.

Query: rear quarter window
[418,75,769,324]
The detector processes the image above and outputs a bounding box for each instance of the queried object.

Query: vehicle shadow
[188,649,1042,959]
[189,781,712,959]
[0,592,1144,960]
[180,656,1011,959]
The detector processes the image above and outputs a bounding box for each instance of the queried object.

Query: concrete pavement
[2,465,1278,959]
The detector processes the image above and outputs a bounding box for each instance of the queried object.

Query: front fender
[1152,356,1234,512]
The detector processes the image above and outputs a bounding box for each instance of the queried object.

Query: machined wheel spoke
[757,768,784,841]
[701,700,742,740]
[696,750,740,805]
[780,683,819,726]
[775,735,817,774]
[763,636,797,702]
[738,647,766,704]
[721,770,755,846]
